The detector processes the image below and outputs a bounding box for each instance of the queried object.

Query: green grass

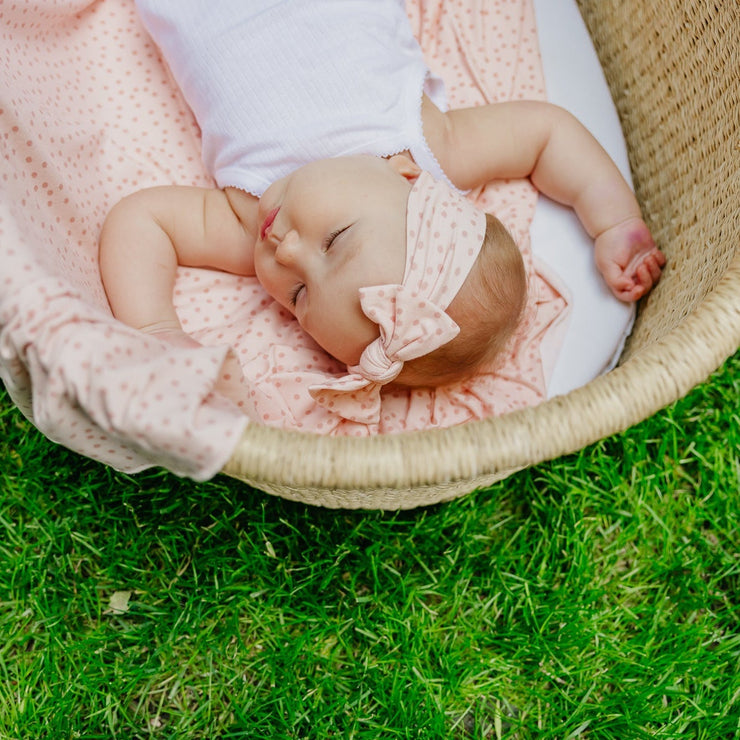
[1,350,738,739]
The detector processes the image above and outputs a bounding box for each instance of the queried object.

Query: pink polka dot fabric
[0,0,568,474]
[0,1,246,478]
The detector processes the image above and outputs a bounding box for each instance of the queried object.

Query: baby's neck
[224,186,261,245]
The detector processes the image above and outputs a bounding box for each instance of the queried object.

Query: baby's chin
[311,334,369,368]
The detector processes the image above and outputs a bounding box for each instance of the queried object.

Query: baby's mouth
[260,207,279,241]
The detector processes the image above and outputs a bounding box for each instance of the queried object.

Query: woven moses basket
[220,0,740,509]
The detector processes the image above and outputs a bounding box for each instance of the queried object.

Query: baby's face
[254,155,416,365]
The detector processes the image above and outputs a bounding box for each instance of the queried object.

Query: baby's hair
[396,213,527,387]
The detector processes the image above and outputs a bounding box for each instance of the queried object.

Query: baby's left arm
[425,98,665,301]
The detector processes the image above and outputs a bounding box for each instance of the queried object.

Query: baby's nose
[273,229,301,266]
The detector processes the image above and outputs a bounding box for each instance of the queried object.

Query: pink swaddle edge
[0,1,247,478]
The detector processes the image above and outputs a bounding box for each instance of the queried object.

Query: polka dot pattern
[0,0,568,462]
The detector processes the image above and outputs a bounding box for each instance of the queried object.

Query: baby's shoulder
[224,186,260,229]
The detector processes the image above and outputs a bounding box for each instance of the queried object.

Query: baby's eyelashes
[323,224,351,252]
[289,283,305,307]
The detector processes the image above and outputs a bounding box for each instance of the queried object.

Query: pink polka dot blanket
[0,0,567,479]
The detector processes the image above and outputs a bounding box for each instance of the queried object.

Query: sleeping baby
[99,0,665,417]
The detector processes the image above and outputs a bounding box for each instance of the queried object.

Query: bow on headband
[310,171,486,425]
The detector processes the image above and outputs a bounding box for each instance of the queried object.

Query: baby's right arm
[99,186,255,337]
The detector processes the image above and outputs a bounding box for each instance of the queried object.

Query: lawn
[1,350,738,739]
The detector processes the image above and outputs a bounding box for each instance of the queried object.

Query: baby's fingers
[634,264,654,294]
[646,253,665,283]
[610,254,664,301]
[619,282,648,302]
[633,251,666,289]
[609,273,645,302]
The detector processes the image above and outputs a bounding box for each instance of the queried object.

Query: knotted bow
[310,283,460,423]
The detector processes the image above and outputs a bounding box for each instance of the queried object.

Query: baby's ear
[387,153,422,182]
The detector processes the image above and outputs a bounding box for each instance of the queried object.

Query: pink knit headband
[310,171,487,425]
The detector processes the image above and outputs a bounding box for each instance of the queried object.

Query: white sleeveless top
[135,0,450,196]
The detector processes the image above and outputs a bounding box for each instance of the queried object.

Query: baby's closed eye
[324,225,351,252]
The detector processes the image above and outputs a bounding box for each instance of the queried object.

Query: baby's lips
[260,207,279,240]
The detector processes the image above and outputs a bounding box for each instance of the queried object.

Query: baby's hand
[594,217,666,302]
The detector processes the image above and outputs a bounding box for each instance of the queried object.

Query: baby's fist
[594,217,666,302]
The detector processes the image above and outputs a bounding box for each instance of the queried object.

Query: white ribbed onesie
[135,0,450,196]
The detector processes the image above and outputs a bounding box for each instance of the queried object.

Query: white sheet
[532,0,636,397]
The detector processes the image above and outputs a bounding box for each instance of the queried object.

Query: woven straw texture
[222,0,740,509]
